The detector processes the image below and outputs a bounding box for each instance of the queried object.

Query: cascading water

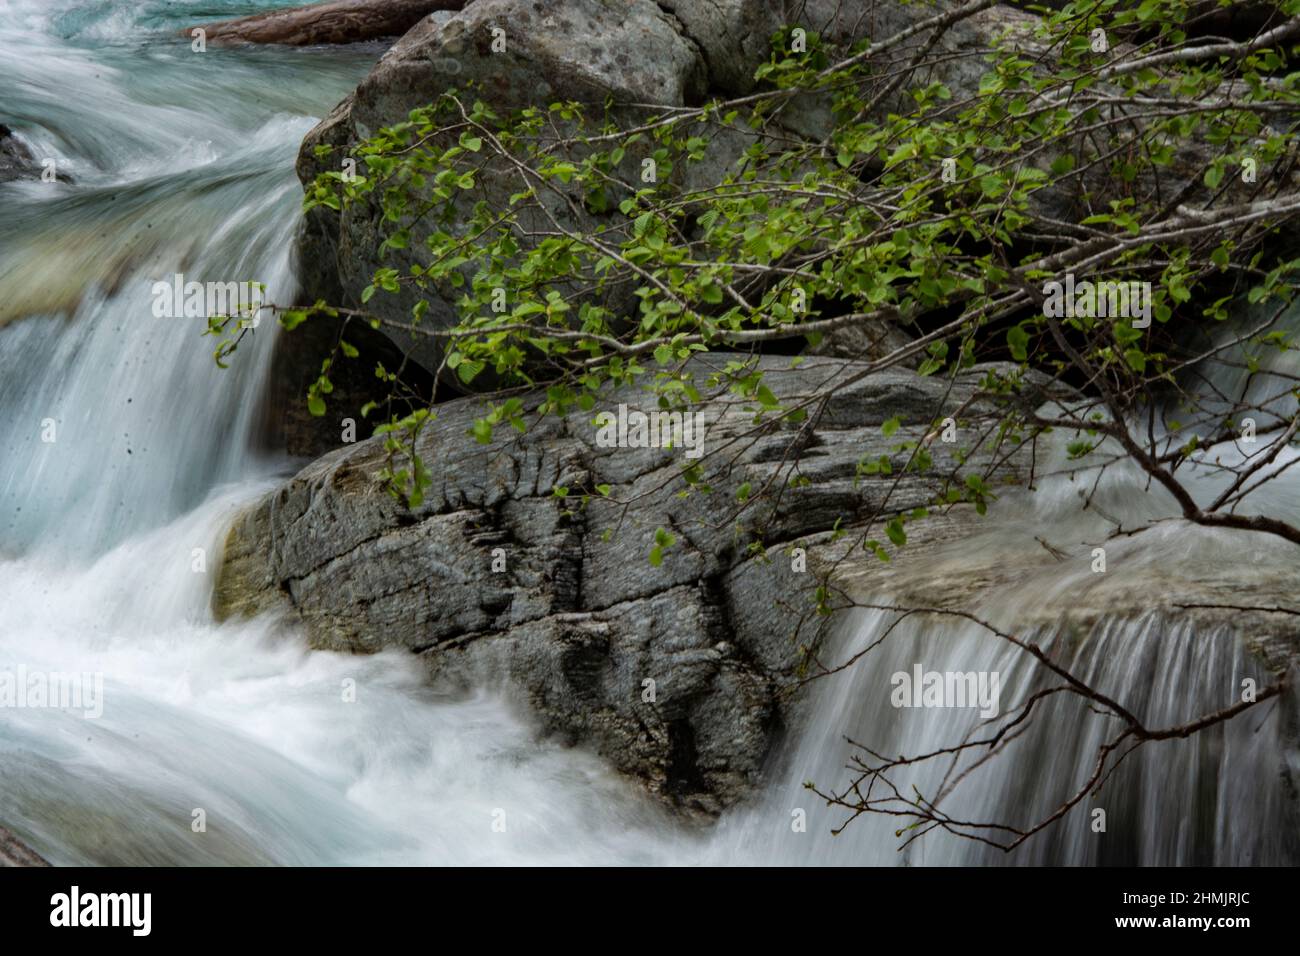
[2,0,1295,867]
[709,562,1300,866]
[0,0,680,866]
[705,306,1300,866]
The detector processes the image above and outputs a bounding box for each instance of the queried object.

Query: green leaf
[885,518,907,547]
[457,359,486,385]
[1007,325,1029,362]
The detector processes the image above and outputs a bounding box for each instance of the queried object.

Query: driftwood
[183,0,466,46]
[0,826,49,867]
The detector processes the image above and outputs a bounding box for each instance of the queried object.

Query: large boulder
[250,0,1300,826]
[216,355,1049,811]
[291,0,1300,378]
[296,0,718,372]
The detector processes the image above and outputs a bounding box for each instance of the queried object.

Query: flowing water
[0,0,680,866]
[1,0,1296,866]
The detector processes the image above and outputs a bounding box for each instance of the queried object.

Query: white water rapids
[1,1,1296,866]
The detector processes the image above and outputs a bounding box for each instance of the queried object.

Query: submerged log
[184,0,466,46]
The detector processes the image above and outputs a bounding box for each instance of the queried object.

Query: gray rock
[352,0,708,118]
[786,0,1295,221]
[0,124,72,185]
[282,0,1041,380]
[807,316,917,365]
[654,0,794,94]
[292,2,1046,376]
[292,0,1300,381]
[296,0,712,372]
[217,355,1045,811]
[257,304,434,460]
[256,0,1300,818]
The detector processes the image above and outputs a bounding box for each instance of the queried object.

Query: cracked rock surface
[218,356,1038,811]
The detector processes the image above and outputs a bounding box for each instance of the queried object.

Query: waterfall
[705,302,1300,866]
[1,1,1294,866]
[708,600,1298,866]
[0,0,678,866]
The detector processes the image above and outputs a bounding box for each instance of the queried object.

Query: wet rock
[0,125,39,183]
[216,356,1047,811]
[256,307,436,460]
[0,124,72,185]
